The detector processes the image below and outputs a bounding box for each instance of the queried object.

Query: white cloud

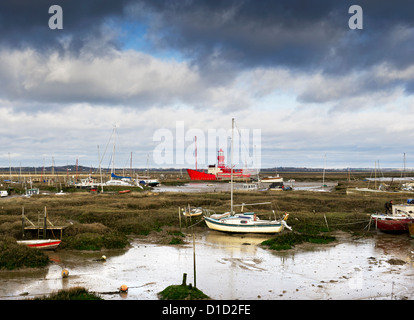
[1,44,414,168]
[0,47,202,107]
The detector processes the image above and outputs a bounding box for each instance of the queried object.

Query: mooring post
[178,207,182,232]
[367,215,372,232]
[43,207,47,239]
[324,213,329,231]
[193,226,197,288]
[21,207,25,239]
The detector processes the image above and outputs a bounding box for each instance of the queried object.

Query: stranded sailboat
[203,118,291,234]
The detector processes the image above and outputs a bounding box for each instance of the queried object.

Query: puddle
[0,231,412,300]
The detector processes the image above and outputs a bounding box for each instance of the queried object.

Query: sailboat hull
[204,216,284,234]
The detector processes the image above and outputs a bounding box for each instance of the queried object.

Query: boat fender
[119,284,128,292]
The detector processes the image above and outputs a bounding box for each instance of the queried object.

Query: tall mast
[111,125,117,176]
[195,136,197,170]
[231,118,234,214]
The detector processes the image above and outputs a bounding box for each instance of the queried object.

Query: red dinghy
[17,239,61,250]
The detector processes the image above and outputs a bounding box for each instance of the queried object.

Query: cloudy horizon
[1,1,413,170]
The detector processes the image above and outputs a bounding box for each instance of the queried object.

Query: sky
[0,0,414,170]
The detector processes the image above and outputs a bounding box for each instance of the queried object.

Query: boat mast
[231,118,234,214]
[195,136,197,171]
[322,153,326,189]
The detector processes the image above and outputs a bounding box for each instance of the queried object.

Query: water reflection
[0,231,413,300]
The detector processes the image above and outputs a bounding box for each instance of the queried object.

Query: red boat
[187,148,252,181]
[371,202,414,233]
[371,215,413,232]
[17,239,62,250]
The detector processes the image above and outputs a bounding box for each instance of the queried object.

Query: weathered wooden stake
[193,229,197,288]
[178,207,182,232]
[43,207,47,239]
[21,207,25,239]
[324,213,329,231]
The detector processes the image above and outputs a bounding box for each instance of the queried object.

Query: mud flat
[0,230,412,300]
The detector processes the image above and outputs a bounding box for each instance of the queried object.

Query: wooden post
[367,215,372,232]
[21,207,25,239]
[182,273,187,286]
[178,207,182,232]
[192,225,197,288]
[323,213,329,232]
[43,207,47,239]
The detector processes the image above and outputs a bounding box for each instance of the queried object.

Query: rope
[186,218,205,228]
[301,219,370,228]
[327,220,371,226]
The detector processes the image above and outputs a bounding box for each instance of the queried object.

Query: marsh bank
[0,230,412,300]
[0,178,413,299]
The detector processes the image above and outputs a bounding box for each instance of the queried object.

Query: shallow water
[0,231,413,300]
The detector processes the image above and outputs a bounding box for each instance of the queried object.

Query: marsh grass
[159,284,210,300]
[0,236,49,270]
[0,174,411,256]
[261,232,336,251]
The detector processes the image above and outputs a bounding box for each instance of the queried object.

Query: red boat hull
[372,216,413,232]
[186,169,251,181]
[187,169,216,181]
[17,239,61,250]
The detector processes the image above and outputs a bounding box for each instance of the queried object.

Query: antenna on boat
[195,136,197,170]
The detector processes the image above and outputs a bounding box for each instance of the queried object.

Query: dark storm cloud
[1,0,413,71]
[1,0,414,106]
[129,0,414,95]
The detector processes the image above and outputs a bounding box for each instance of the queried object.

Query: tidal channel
[0,231,413,300]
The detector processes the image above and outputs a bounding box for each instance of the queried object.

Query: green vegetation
[1,171,411,270]
[0,236,49,270]
[159,284,210,300]
[61,223,128,250]
[31,286,103,300]
[261,232,336,251]
[168,231,185,245]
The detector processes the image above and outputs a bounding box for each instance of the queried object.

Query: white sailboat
[203,118,291,234]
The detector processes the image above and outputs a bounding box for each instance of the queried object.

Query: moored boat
[259,175,283,184]
[187,148,252,181]
[204,212,289,234]
[182,206,204,217]
[17,239,61,250]
[139,179,160,187]
[202,119,291,234]
[371,215,413,232]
